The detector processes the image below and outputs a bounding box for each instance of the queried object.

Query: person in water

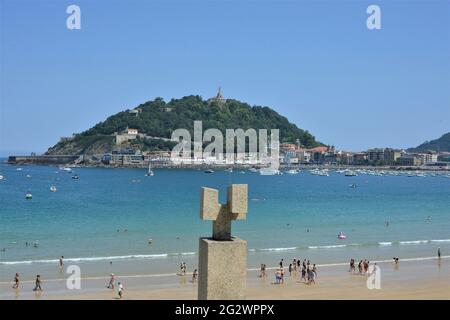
[438,248,441,259]
[192,269,198,283]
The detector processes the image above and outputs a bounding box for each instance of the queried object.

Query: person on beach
[312,264,317,281]
[438,248,441,259]
[280,268,285,283]
[301,265,307,282]
[117,282,123,299]
[275,268,282,284]
[349,259,355,273]
[279,259,284,268]
[302,259,307,270]
[12,273,19,289]
[192,269,198,283]
[289,263,293,276]
[292,259,297,271]
[107,273,115,289]
[308,269,316,285]
[59,256,64,268]
[259,264,265,278]
[297,259,301,269]
[33,275,42,291]
[358,260,363,274]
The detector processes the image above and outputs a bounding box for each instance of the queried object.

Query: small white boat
[204,169,214,173]
[25,192,33,200]
[72,174,80,180]
[225,168,233,173]
[16,168,23,171]
[259,168,282,176]
[50,185,57,192]
[33,240,39,247]
[145,162,154,176]
[287,169,299,175]
[26,174,32,179]
[338,232,346,240]
[62,167,72,172]
[249,167,258,173]
[344,170,357,176]
[349,183,357,188]
[0,175,4,181]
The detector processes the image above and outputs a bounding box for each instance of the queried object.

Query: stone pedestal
[198,237,247,300]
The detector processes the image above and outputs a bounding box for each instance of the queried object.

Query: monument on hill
[198,184,248,300]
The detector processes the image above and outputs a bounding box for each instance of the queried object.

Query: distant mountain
[408,132,450,153]
[46,95,322,155]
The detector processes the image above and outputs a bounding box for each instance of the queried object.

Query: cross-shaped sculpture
[200,184,248,240]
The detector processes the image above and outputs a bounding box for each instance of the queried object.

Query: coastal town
[7,131,450,171]
[6,88,449,171]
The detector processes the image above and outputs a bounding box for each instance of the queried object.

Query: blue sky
[1,0,449,155]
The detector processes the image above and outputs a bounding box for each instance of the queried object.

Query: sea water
[0,161,449,281]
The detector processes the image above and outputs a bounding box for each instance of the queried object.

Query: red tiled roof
[307,146,328,153]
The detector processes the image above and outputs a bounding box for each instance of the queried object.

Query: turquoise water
[1,161,449,281]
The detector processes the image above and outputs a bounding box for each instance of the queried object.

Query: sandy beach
[1,256,448,300]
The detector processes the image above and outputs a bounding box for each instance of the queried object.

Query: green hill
[408,132,450,153]
[46,95,322,155]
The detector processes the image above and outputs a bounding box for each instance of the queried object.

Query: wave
[430,239,450,243]
[308,244,348,249]
[0,252,197,266]
[3,239,449,266]
[254,247,298,252]
[399,240,429,245]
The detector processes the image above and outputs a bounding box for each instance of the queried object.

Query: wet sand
[1,256,448,300]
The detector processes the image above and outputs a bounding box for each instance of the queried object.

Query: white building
[127,128,138,135]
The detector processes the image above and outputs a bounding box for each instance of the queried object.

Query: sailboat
[145,162,154,176]
[50,185,57,192]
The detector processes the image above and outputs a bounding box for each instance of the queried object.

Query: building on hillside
[127,128,138,135]
[115,128,140,145]
[208,87,227,106]
[129,108,142,116]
